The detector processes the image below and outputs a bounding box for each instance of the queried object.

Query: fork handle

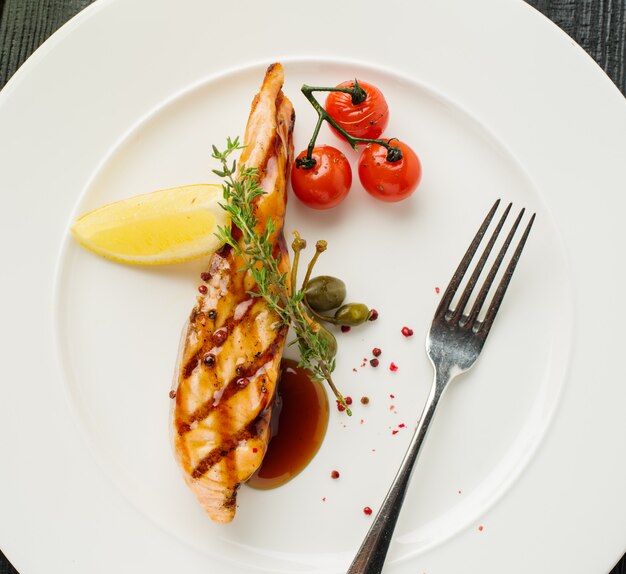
[346,374,448,574]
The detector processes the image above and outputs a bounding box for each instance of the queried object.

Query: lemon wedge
[71,184,229,265]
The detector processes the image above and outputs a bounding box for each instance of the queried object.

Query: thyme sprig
[212,137,351,415]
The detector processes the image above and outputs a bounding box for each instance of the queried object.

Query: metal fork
[346,199,535,574]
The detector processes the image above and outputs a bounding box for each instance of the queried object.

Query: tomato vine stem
[297,82,403,169]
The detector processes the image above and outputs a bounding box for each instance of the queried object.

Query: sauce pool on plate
[247,358,329,489]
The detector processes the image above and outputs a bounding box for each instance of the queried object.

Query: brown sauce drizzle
[247,358,329,490]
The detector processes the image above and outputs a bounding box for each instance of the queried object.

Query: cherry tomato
[291,146,352,209]
[325,80,389,141]
[358,141,421,202]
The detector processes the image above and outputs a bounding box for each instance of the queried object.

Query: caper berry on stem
[304,275,347,312]
[333,303,371,327]
[316,324,338,359]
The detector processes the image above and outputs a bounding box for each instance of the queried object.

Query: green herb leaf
[212,138,350,413]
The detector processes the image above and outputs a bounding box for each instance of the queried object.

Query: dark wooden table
[1,0,625,572]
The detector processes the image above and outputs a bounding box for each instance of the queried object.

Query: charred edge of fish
[189,308,217,330]
[216,242,234,258]
[288,108,296,135]
[223,491,238,511]
[189,307,200,324]
[190,418,260,480]
[182,348,202,379]
[277,104,295,134]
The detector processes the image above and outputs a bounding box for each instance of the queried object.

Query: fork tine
[436,199,501,317]
[476,213,535,338]
[466,207,526,325]
[450,203,512,323]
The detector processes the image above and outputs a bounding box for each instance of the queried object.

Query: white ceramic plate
[1,1,625,573]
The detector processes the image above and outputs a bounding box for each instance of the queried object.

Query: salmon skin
[171,63,294,523]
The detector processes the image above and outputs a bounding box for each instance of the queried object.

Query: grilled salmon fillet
[171,63,294,523]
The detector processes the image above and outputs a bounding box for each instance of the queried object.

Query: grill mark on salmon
[182,348,203,380]
[191,413,267,479]
[171,63,294,523]
[181,335,286,431]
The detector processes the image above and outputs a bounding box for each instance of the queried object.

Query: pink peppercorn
[401,326,414,337]
[370,358,379,367]
[368,309,379,321]
[389,362,399,372]
[198,285,208,294]
[341,325,351,333]
[372,347,382,357]
[345,396,353,405]
[200,272,210,281]
[213,329,227,344]
[331,470,340,479]
[363,506,373,516]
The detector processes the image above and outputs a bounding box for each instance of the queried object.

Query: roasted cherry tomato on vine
[325,80,389,141]
[358,141,421,202]
[291,146,352,209]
